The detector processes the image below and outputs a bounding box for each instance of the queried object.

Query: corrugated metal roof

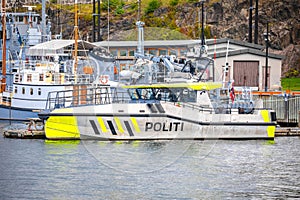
[95,39,215,48]
[28,40,97,56]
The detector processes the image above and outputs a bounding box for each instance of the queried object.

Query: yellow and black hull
[43,103,276,140]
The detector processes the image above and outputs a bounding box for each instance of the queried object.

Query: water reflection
[81,140,220,174]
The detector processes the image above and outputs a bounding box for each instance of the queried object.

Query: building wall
[215,53,282,91]
[96,39,283,91]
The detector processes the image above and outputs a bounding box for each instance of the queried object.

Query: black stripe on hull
[124,121,134,136]
[89,120,100,135]
[155,104,165,113]
[107,120,117,135]
[146,103,158,113]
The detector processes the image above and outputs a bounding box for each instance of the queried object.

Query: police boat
[38,82,276,140]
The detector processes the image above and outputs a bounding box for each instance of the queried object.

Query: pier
[275,127,300,137]
[2,118,45,139]
[255,92,300,127]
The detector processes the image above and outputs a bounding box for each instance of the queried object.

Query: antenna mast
[136,0,144,56]
[1,0,6,93]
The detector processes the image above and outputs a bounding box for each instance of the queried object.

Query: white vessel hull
[0,106,38,120]
[43,102,276,140]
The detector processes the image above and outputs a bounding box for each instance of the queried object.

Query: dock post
[298,110,300,128]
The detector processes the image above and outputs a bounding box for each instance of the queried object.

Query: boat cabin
[124,83,218,108]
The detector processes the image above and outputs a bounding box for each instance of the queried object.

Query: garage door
[233,61,259,87]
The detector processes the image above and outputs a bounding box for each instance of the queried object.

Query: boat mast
[136,0,144,57]
[42,0,46,42]
[74,0,78,77]
[1,0,6,93]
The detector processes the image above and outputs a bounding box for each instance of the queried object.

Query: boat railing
[180,102,215,114]
[44,86,131,111]
[64,74,94,84]
[180,101,269,115]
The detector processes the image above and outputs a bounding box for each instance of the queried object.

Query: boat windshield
[128,88,197,103]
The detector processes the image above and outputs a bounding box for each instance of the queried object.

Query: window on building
[129,50,135,56]
[149,49,157,56]
[180,49,188,57]
[30,88,33,95]
[120,49,127,57]
[14,86,17,94]
[38,88,41,95]
[22,87,25,94]
[110,49,118,57]
[170,49,178,56]
[159,49,167,55]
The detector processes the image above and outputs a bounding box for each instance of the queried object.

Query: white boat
[38,81,277,140]
[0,2,115,121]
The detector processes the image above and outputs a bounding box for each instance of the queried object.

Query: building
[95,38,283,91]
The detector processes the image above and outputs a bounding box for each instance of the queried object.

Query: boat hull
[0,106,39,121]
[42,103,276,140]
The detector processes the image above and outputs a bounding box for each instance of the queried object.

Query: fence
[261,95,300,126]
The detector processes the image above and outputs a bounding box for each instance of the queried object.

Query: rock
[44,0,299,76]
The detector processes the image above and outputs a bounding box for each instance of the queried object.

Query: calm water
[0,122,300,200]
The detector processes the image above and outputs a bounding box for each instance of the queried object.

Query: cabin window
[38,88,41,95]
[30,88,33,95]
[2,96,11,103]
[180,89,197,102]
[18,16,24,22]
[22,87,25,94]
[14,86,17,94]
[39,74,44,81]
[128,89,139,100]
[15,74,20,83]
[20,75,23,82]
[27,74,32,82]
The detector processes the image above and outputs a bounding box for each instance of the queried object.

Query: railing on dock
[262,95,300,126]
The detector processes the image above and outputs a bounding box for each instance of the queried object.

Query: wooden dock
[2,118,45,139]
[3,129,45,139]
[275,127,300,137]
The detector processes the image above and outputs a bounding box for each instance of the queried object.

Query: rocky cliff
[47,0,300,77]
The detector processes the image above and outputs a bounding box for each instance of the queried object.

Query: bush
[170,0,179,7]
[145,0,162,15]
